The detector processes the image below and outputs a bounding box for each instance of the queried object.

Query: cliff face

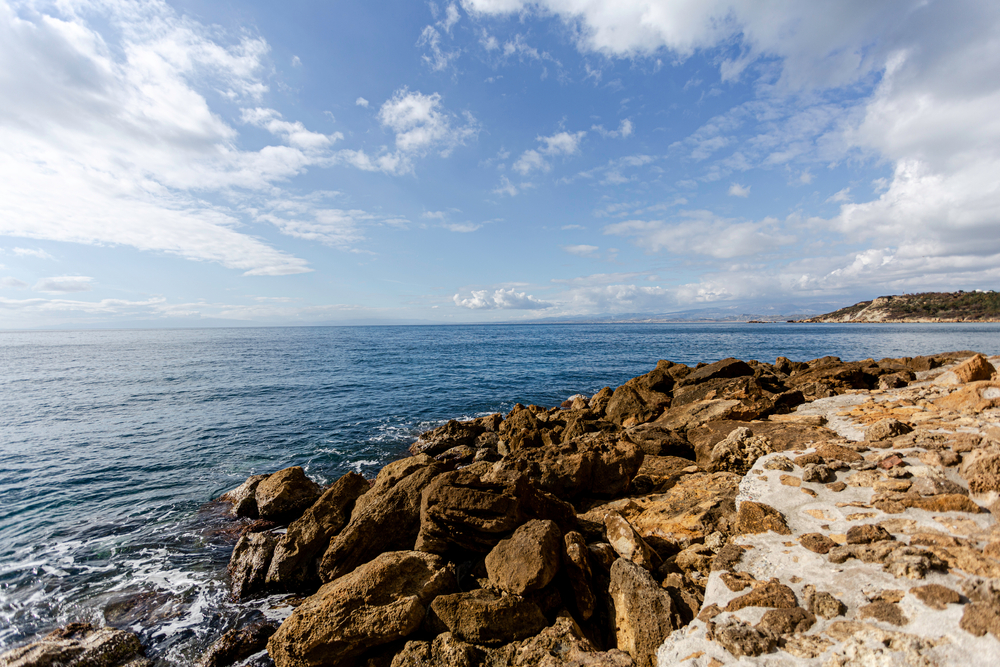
[803,291,1000,323]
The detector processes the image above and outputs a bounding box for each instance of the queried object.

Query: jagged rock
[960,602,1000,638]
[221,474,271,518]
[229,531,279,600]
[960,444,1000,496]
[390,633,480,667]
[588,387,614,416]
[802,585,845,619]
[267,551,455,667]
[0,622,149,667]
[630,472,740,544]
[865,419,913,442]
[687,420,837,468]
[935,381,1000,414]
[498,405,545,453]
[623,424,693,458]
[561,531,596,621]
[846,524,894,545]
[609,559,677,667]
[605,385,657,426]
[426,589,547,646]
[485,519,562,595]
[654,399,742,433]
[858,600,909,626]
[509,615,635,666]
[725,578,797,611]
[681,358,754,385]
[711,618,775,658]
[604,511,656,570]
[415,468,576,556]
[255,467,322,524]
[755,606,815,635]
[941,353,996,385]
[735,501,790,535]
[487,434,644,499]
[800,533,837,554]
[708,426,772,475]
[266,471,369,592]
[318,456,443,583]
[411,419,488,457]
[629,455,695,495]
[200,622,276,667]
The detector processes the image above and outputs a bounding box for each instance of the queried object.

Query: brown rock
[588,387,614,415]
[711,544,747,572]
[780,475,801,487]
[953,353,996,383]
[708,426,773,475]
[858,600,908,626]
[827,482,847,492]
[802,586,845,619]
[756,607,815,635]
[427,589,547,646]
[682,358,754,385]
[814,443,864,463]
[846,524,893,545]
[909,476,966,496]
[865,419,913,442]
[654,400,742,434]
[800,533,836,554]
[960,444,1000,496]
[960,602,1000,638]
[200,622,276,667]
[255,467,323,524]
[630,455,696,494]
[229,531,278,600]
[630,472,740,544]
[604,512,656,570]
[934,381,1000,414]
[485,519,562,595]
[609,559,678,667]
[221,474,271,518]
[911,584,961,610]
[319,456,444,583]
[623,424,693,458]
[561,531,596,620]
[411,419,489,457]
[688,420,837,469]
[605,385,657,427]
[736,501,791,536]
[910,494,982,513]
[0,623,148,667]
[711,618,775,658]
[390,633,480,667]
[510,615,636,666]
[266,471,369,592]
[268,551,456,667]
[720,571,757,591]
[725,579,797,612]
[877,454,905,470]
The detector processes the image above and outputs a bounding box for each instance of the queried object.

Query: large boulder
[487,434,644,500]
[200,622,276,667]
[681,358,754,385]
[485,519,562,595]
[415,468,576,556]
[426,590,548,646]
[220,474,271,518]
[267,551,456,667]
[266,471,369,592]
[229,531,279,600]
[0,622,149,667]
[255,467,322,524]
[605,385,657,426]
[318,455,444,584]
[609,559,678,667]
[653,399,742,433]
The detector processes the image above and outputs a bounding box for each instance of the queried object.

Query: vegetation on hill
[803,290,1000,322]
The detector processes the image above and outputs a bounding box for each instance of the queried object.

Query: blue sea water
[2,322,1000,663]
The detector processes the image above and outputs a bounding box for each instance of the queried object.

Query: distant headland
[799,290,1000,323]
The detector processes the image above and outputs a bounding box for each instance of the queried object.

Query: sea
[2,322,999,663]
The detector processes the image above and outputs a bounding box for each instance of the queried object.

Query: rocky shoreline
[4,351,1000,667]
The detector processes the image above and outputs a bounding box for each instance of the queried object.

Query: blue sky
[2,0,999,327]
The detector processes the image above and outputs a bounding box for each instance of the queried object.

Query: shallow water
[2,322,999,662]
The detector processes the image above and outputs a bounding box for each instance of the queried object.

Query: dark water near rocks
[2,322,999,662]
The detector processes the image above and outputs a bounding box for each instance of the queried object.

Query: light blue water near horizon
[2,322,1000,663]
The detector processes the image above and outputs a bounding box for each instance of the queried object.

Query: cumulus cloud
[728,183,750,197]
[453,287,552,309]
[513,130,586,175]
[356,97,369,107]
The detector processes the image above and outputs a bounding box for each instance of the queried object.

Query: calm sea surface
[2,323,999,662]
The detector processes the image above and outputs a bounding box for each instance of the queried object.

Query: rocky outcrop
[199,622,276,667]
[229,531,279,600]
[255,467,322,524]
[0,622,150,667]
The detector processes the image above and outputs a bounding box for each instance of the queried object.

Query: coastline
[4,350,1000,667]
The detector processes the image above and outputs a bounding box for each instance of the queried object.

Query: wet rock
[390,633,479,667]
[222,474,271,518]
[255,467,322,524]
[561,531,596,620]
[200,622,277,667]
[319,456,444,583]
[415,468,575,556]
[708,426,773,475]
[608,559,678,667]
[735,501,791,536]
[266,471,369,592]
[510,615,635,666]
[911,584,961,610]
[725,579,797,611]
[756,606,815,635]
[604,511,656,570]
[229,531,279,600]
[711,618,775,658]
[0,623,149,667]
[865,419,913,442]
[485,519,562,595]
[426,589,547,646]
[846,524,893,545]
[267,551,456,667]
[858,600,908,626]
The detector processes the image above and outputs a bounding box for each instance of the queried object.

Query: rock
[725,579,797,611]
[487,434,644,499]
[802,463,834,483]
[622,424,693,458]
[415,469,576,556]
[604,512,656,570]
[509,615,635,666]
[803,585,845,619]
[266,471,369,592]
[221,474,271,518]
[390,633,479,667]
[708,426,773,475]
[711,618,775,658]
[629,455,695,495]
[629,472,740,545]
[735,501,791,536]
[588,387,614,415]
[960,444,1000,496]
[711,544,747,572]
[426,589,547,646]
[255,467,322,524]
[654,400,742,434]
[687,420,837,468]
[200,622,276,667]
[561,531,596,621]
[608,559,678,667]
[319,456,444,584]
[953,353,996,384]
[267,551,456,667]
[229,531,279,600]
[911,584,960,610]
[681,358,754,385]
[865,419,913,442]
[846,524,893,545]
[605,385,657,426]
[0,623,149,667]
[960,602,1000,638]
[909,476,967,496]
[800,533,837,554]
[934,381,1000,414]
[858,600,908,626]
[756,606,815,635]
[411,419,487,457]
[485,519,562,595]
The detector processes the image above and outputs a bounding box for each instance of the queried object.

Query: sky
[2,0,1000,328]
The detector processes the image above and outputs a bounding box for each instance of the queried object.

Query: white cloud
[563,244,599,257]
[241,107,342,151]
[453,287,552,309]
[291,55,301,67]
[443,222,482,232]
[603,211,795,258]
[827,187,852,203]
[513,149,548,175]
[591,119,633,139]
[1,277,28,288]
[561,224,585,230]
[728,183,750,197]
[12,247,55,259]
[513,130,585,175]
[377,87,479,156]
[34,276,93,293]
[356,96,369,108]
